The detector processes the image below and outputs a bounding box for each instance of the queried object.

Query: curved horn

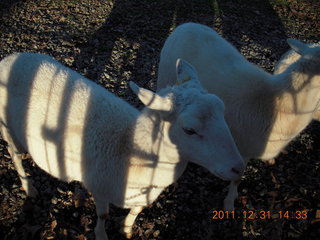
[129,81,173,112]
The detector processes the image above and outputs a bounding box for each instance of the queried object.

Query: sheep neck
[261,60,320,160]
[123,110,187,207]
[222,68,274,160]
[223,62,316,160]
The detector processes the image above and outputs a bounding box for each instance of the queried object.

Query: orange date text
[211,210,308,220]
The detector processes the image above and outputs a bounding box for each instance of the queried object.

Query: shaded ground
[0,0,319,239]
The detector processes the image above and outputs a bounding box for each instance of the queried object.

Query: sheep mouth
[212,171,229,181]
[212,170,240,181]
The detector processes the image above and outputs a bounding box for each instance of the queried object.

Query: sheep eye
[183,127,197,135]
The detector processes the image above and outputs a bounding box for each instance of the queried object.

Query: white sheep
[157,22,320,211]
[0,53,245,239]
[274,42,320,120]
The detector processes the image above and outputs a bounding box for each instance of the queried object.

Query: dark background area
[0,0,319,239]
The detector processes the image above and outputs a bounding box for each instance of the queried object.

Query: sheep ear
[176,58,201,87]
[129,81,172,111]
[287,39,309,55]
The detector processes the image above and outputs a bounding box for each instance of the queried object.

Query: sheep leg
[1,127,38,197]
[94,200,109,240]
[121,206,144,238]
[223,180,241,211]
[313,109,320,121]
[262,158,276,165]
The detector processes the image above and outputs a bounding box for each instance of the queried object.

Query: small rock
[57,187,65,194]
[155,219,162,225]
[153,230,160,238]
[144,228,153,236]
[73,212,79,218]
[51,197,58,204]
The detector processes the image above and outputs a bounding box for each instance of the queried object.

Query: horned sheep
[0,53,245,239]
[157,22,320,211]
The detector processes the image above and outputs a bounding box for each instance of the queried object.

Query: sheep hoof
[28,186,39,198]
[124,232,132,239]
[223,204,235,212]
[120,229,132,239]
[223,198,235,211]
[94,227,109,240]
[21,181,39,198]
[120,228,133,239]
[120,221,133,239]
[263,158,276,165]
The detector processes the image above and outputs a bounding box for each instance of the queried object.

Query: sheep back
[0,53,137,191]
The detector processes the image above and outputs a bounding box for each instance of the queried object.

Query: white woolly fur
[157,22,320,211]
[0,53,244,239]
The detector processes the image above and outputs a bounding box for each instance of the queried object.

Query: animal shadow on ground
[216,0,288,69]
[0,0,24,13]
[72,0,217,93]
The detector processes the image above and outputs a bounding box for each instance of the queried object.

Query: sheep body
[274,42,320,120]
[158,23,280,160]
[0,53,244,239]
[274,42,320,74]
[0,53,135,205]
[157,22,320,210]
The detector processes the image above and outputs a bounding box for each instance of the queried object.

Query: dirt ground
[0,0,319,239]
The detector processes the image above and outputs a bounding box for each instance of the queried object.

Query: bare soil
[0,0,319,239]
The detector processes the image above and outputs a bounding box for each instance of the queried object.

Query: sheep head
[130,59,245,181]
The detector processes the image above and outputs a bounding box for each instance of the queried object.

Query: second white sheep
[157,22,320,211]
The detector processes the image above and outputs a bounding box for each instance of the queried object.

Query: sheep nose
[231,167,241,175]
